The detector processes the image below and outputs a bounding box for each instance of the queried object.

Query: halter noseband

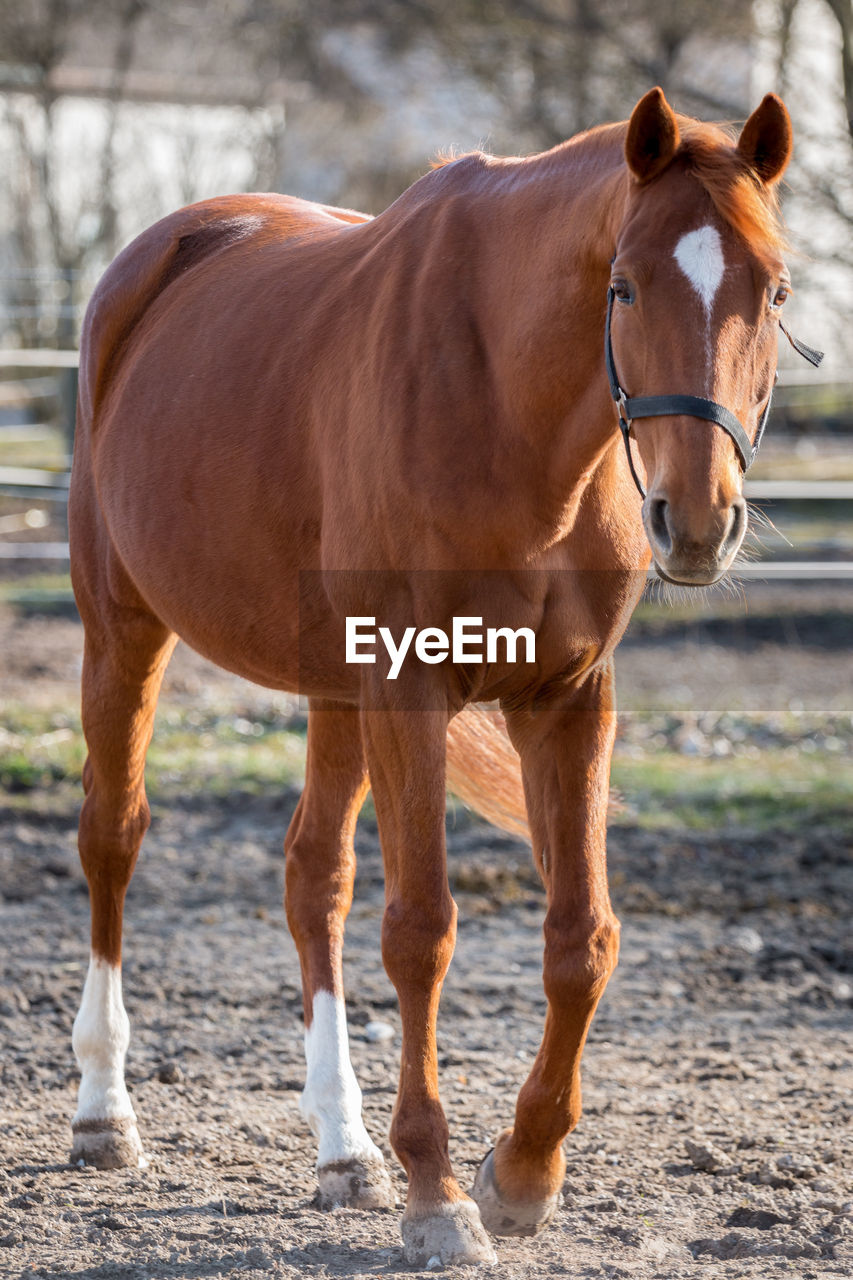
[604,283,824,499]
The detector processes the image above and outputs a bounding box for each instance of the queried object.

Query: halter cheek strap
[604,284,824,499]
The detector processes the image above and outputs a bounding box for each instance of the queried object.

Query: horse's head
[609,88,796,586]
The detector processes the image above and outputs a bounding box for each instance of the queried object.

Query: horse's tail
[445,706,529,841]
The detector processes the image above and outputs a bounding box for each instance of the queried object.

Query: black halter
[604,283,825,498]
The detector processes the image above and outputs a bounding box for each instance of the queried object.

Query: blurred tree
[0,0,281,345]
[0,0,147,344]
[769,0,853,301]
[243,0,754,143]
[823,0,852,143]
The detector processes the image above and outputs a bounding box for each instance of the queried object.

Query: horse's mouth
[653,562,726,588]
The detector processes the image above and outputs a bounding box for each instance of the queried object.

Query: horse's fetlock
[390,1098,451,1172]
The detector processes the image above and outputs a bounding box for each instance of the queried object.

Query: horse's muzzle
[645,492,747,586]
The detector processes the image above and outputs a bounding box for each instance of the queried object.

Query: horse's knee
[542,913,620,1009]
[381,893,457,994]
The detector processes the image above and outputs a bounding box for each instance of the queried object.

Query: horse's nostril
[723,497,747,556]
[649,497,671,553]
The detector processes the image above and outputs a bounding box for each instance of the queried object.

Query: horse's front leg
[472,662,620,1236]
[361,684,496,1267]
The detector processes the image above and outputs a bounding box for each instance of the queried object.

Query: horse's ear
[737,94,793,184]
[625,87,680,183]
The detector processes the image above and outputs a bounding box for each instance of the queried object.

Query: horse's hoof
[70,1117,146,1170]
[402,1199,497,1266]
[471,1149,559,1238]
[317,1155,395,1209]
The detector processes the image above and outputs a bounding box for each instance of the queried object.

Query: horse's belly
[110,531,359,699]
[90,417,359,698]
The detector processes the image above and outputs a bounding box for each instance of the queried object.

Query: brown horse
[68,88,801,1265]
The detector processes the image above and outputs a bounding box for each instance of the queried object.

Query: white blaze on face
[674,225,725,315]
[300,990,383,1168]
[72,955,136,1123]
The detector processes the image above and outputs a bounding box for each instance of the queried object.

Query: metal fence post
[60,364,78,460]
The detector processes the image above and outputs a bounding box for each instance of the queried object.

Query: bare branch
[823,0,853,143]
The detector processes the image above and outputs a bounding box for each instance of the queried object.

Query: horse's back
[77,194,370,430]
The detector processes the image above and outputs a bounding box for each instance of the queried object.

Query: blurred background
[0,0,851,842]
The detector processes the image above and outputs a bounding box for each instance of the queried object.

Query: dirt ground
[1,588,851,1280]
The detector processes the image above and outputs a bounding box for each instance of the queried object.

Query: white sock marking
[300,990,384,1168]
[674,225,725,314]
[72,955,136,1125]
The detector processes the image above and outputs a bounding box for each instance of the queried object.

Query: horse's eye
[771,285,790,309]
[612,279,633,303]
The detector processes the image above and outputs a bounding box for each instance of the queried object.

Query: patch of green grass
[147,715,307,796]
[0,572,73,600]
[4,703,851,838]
[0,704,307,800]
[611,750,853,833]
[0,427,68,469]
[0,707,82,794]
[0,572,76,619]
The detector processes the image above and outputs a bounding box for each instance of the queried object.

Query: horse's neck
[479,138,630,502]
[350,136,633,550]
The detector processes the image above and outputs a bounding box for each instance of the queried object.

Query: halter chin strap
[604,284,824,499]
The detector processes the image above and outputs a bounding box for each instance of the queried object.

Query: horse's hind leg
[70,574,176,1169]
[284,699,394,1209]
